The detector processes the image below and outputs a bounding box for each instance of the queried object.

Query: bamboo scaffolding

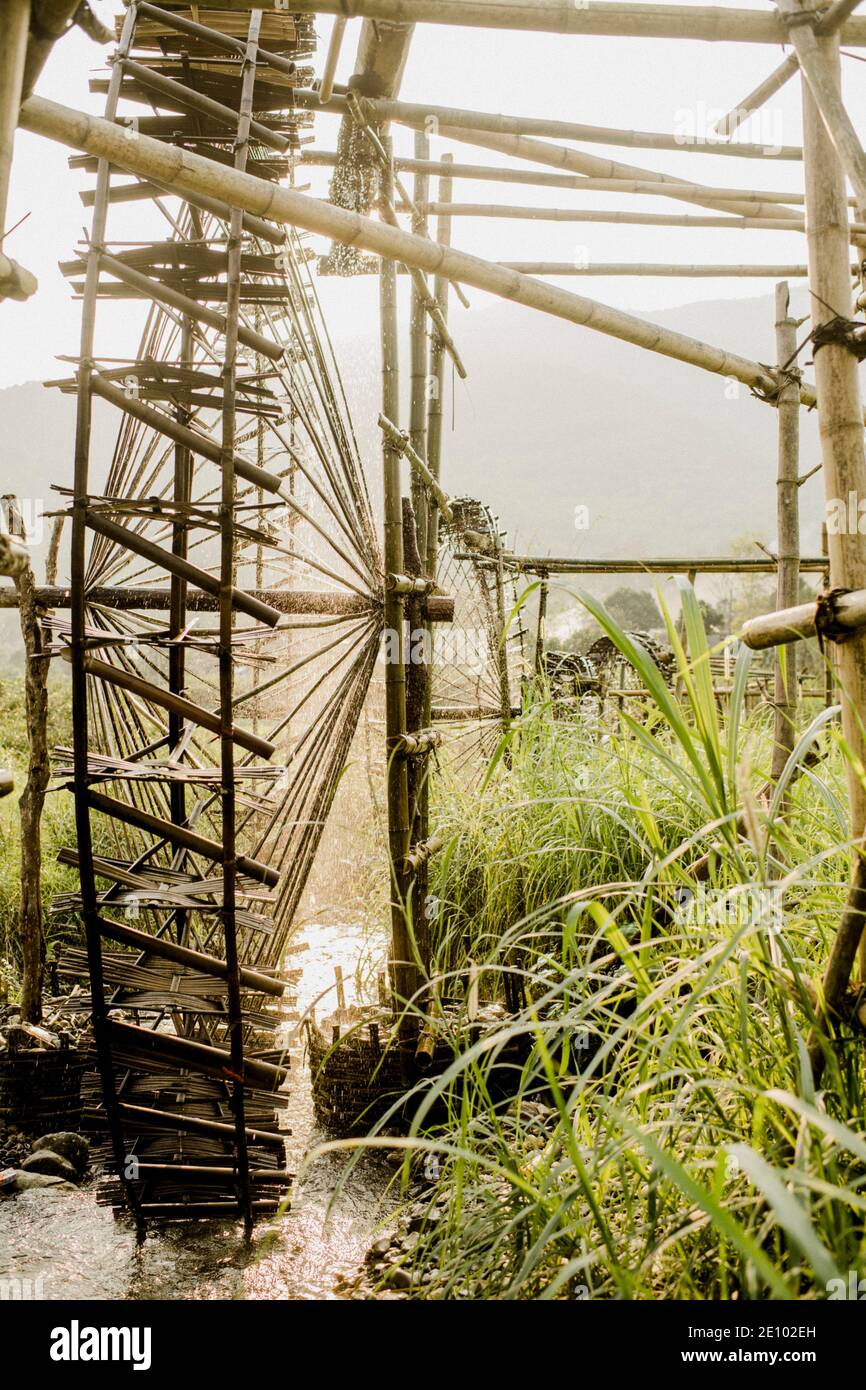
[207,1,866,46]
[771,282,800,782]
[23,95,844,408]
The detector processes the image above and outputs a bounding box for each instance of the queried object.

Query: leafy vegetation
[372,587,866,1299]
[0,676,82,995]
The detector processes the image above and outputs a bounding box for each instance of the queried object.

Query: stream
[0,921,392,1301]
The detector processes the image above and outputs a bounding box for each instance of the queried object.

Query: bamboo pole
[23,95,838,407]
[715,55,800,138]
[318,14,347,104]
[500,555,827,574]
[771,282,800,782]
[411,203,840,233]
[306,151,840,209]
[494,262,816,277]
[742,588,866,649]
[300,88,804,160]
[409,129,430,561]
[0,0,30,245]
[425,152,453,587]
[380,142,415,1020]
[203,1,866,46]
[2,498,47,1023]
[421,123,806,223]
[800,33,866,1026]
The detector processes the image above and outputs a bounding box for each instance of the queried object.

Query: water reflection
[0,921,390,1301]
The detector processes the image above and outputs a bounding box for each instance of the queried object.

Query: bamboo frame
[23,95,842,408]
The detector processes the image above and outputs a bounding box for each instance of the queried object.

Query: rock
[367,1237,392,1261]
[4,1169,77,1193]
[388,1267,412,1290]
[20,1150,78,1182]
[31,1132,89,1176]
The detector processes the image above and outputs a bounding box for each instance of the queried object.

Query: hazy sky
[3,0,865,388]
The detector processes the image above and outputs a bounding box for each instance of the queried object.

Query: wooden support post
[772,282,800,781]
[0,0,30,244]
[380,141,415,1020]
[409,129,430,563]
[425,151,454,591]
[217,9,261,1230]
[535,577,549,674]
[2,497,47,1022]
[801,37,866,1016]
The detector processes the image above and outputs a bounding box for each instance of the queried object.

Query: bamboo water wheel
[431,498,526,778]
[50,2,384,1227]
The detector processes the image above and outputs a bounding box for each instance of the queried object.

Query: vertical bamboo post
[169,316,193,925]
[216,10,262,1229]
[69,0,139,1222]
[409,130,430,562]
[802,40,866,1014]
[3,497,48,1023]
[380,139,415,1020]
[405,131,432,974]
[771,282,801,781]
[424,152,454,586]
[0,0,30,245]
[534,577,549,674]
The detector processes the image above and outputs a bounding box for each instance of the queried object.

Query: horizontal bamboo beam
[20,95,834,406]
[305,150,823,207]
[410,202,826,232]
[502,555,828,574]
[0,584,372,615]
[196,2,866,46]
[301,87,804,160]
[496,262,816,277]
[742,588,866,649]
[96,915,286,996]
[421,124,806,223]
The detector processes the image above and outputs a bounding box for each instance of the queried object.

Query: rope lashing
[815,587,857,650]
[812,315,866,361]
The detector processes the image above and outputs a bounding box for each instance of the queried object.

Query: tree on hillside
[605,586,662,631]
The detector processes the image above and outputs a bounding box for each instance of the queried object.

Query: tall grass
[372,588,866,1299]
